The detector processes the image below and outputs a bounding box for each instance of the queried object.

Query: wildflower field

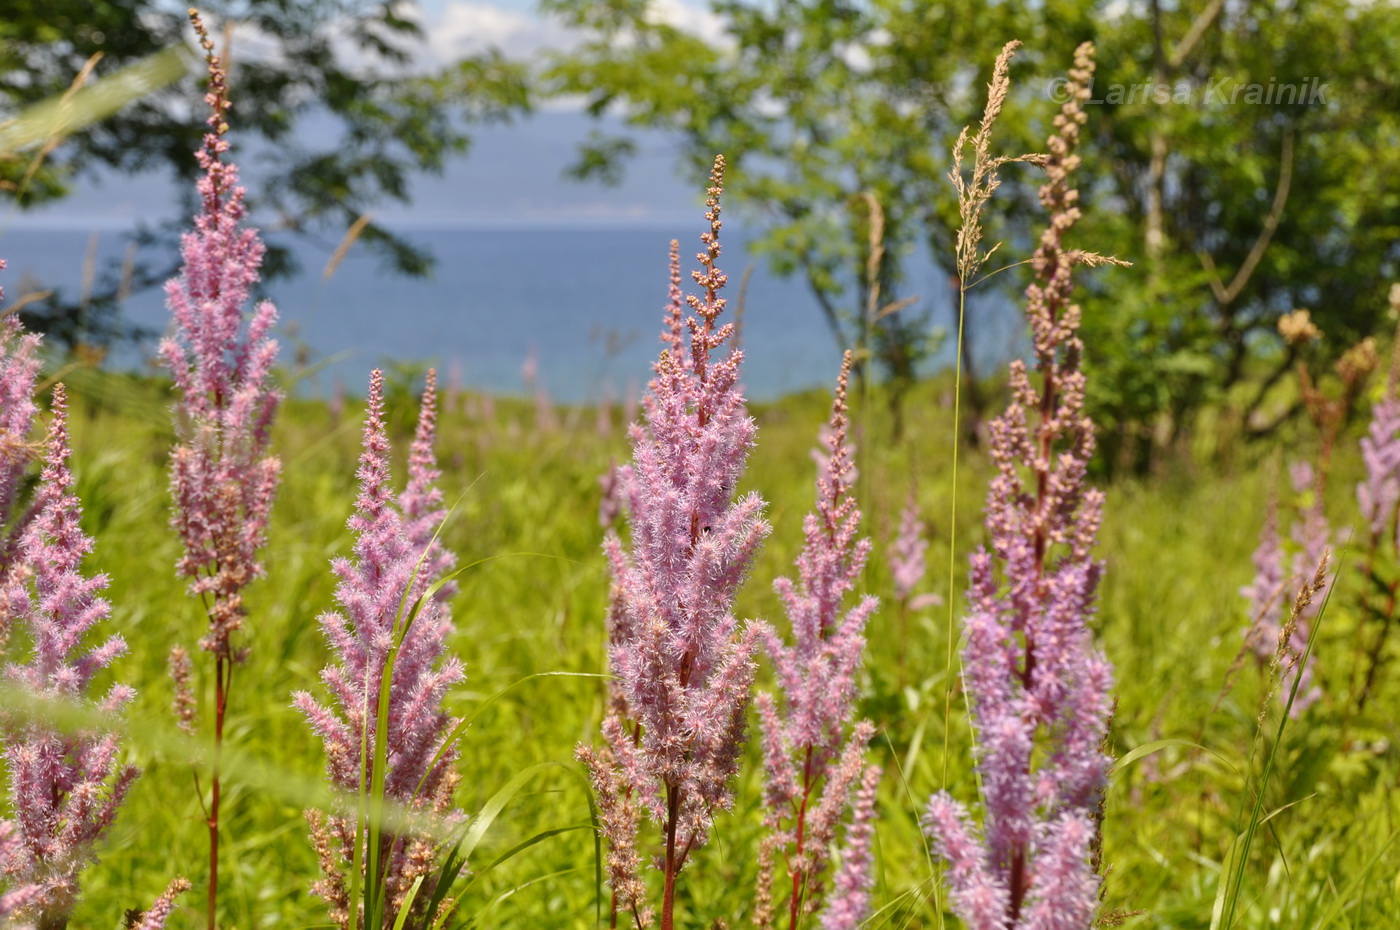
[3,20,1400,930]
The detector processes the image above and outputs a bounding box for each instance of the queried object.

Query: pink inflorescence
[1240,496,1287,660]
[889,489,928,603]
[294,369,462,926]
[1241,464,1327,715]
[754,351,881,928]
[0,385,139,928]
[0,820,41,921]
[923,43,1115,930]
[1358,393,1400,547]
[129,878,193,930]
[1285,463,1327,710]
[0,261,43,584]
[399,369,457,600]
[160,17,281,662]
[579,156,770,928]
[820,763,882,930]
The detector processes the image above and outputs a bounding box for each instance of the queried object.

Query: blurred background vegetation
[540,0,1400,470]
[4,0,1399,472]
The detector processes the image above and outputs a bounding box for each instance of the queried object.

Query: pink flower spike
[0,259,43,586]
[581,157,770,930]
[160,19,284,919]
[399,368,457,600]
[923,44,1115,930]
[131,877,193,930]
[294,369,465,928]
[161,15,282,664]
[754,351,882,925]
[2,384,139,928]
[820,763,882,930]
[890,489,928,603]
[1358,394,1400,544]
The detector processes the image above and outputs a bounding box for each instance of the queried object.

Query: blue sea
[0,223,1024,403]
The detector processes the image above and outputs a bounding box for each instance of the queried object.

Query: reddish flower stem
[207,654,229,929]
[787,748,815,930]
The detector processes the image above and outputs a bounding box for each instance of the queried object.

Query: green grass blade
[476,824,593,878]
[412,671,608,808]
[392,876,426,930]
[1313,827,1399,928]
[421,761,591,922]
[1211,832,1243,930]
[1221,552,1340,930]
[1112,738,1237,775]
[454,865,584,929]
[0,45,189,154]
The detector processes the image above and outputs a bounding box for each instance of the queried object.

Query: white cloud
[201,0,732,109]
[644,0,731,49]
[421,0,730,63]
[425,2,580,63]
[199,3,579,77]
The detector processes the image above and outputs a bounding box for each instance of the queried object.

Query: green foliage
[542,0,1400,467]
[542,0,1005,388]
[1079,0,1400,468]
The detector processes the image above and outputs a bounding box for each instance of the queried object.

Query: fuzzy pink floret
[889,491,928,602]
[399,369,457,599]
[0,260,43,582]
[754,353,882,924]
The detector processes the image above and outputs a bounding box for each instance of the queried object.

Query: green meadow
[10,357,1394,928]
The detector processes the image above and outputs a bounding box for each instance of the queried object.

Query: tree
[1076,0,1400,469]
[542,0,1400,465]
[0,0,530,347]
[541,0,1068,438]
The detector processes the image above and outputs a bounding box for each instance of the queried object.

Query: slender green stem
[929,283,973,930]
[941,287,967,789]
[967,258,1033,291]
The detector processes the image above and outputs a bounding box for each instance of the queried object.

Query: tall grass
[2,30,1399,930]
[0,355,1388,927]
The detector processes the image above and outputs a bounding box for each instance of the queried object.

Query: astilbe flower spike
[821,763,881,930]
[923,43,1116,930]
[1240,464,1327,715]
[159,15,282,924]
[129,878,193,930]
[890,489,928,604]
[162,10,281,662]
[294,369,464,929]
[579,156,770,930]
[753,351,881,930]
[0,821,41,923]
[1,262,43,591]
[399,369,457,599]
[1240,494,1287,664]
[0,385,138,930]
[1283,464,1327,712]
[1354,331,1400,708]
[1358,391,1400,548]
